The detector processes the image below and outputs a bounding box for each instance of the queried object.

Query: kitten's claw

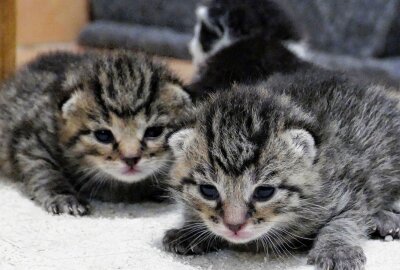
[307,245,366,270]
[373,210,400,238]
[50,205,59,215]
[44,195,90,216]
[163,228,217,255]
[385,235,394,242]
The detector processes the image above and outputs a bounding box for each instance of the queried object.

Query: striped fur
[164,67,400,270]
[0,50,192,215]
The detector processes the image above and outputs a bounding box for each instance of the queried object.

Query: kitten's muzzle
[222,205,248,234]
[225,222,246,234]
[122,156,141,167]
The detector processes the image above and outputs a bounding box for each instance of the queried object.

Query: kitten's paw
[373,210,400,239]
[163,228,216,255]
[307,245,366,270]
[44,195,90,216]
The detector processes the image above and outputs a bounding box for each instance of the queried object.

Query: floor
[1,180,399,270]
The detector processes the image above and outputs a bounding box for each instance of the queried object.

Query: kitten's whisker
[262,235,280,262]
[185,229,211,254]
[270,226,315,241]
[269,228,298,261]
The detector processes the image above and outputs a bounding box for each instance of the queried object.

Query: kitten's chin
[102,162,167,184]
[207,223,265,244]
[222,232,258,244]
[108,170,154,183]
[222,232,264,244]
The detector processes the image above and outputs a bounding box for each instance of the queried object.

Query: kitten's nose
[225,223,245,234]
[122,156,141,167]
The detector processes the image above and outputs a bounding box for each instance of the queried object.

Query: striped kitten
[0,51,192,215]
[164,67,400,269]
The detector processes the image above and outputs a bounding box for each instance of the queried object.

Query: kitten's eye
[253,186,275,202]
[94,129,114,144]
[199,184,220,200]
[144,126,164,139]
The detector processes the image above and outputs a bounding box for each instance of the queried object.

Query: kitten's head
[168,88,321,244]
[190,0,299,66]
[58,51,192,183]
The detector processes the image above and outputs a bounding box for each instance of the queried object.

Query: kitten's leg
[163,223,225,255]
[307,209,367,270]
[13,133,89,216]
[373,210,400,239]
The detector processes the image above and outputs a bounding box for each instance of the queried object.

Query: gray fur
[0,51,192,215]
[164,67,400,270]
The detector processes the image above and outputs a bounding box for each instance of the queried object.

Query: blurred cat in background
[187,0,309,101]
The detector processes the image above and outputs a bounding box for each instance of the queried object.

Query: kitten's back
[264,68,400,202]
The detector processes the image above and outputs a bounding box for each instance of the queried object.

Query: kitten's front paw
[44,195,90,216]
[163,228,215,255]
[307,245,366,270]
[373,210,400,239]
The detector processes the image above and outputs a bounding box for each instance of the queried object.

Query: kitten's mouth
[224,231,254,244]
[211,225,256,244]
[122,167,140,175]
[223,231,253,244]
[101,159,167,184]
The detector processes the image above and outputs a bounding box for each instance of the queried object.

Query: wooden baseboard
[17,0,89,45]
[0,0,16,82]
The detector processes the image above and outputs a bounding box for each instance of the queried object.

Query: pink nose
[122,156,141,167]
[225,223,246,234]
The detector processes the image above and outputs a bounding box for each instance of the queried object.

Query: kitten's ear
[281,129,317,165]
[61,91,90,119]
[160,83,192,107]
[169,128,195,156]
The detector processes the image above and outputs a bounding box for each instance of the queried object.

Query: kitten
[187,0,308,101]
[0,50,192,215]
[163,67,400,269]
[187,0,400,101]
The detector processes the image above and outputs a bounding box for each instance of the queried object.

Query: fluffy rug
[0,178,399,270]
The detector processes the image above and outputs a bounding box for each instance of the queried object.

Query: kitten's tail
[25,51,86,76]
[190,0,300,66]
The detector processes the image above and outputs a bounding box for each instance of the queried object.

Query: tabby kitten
[0,50,192,215]
[164,67,400,270]
[187,0,307,101]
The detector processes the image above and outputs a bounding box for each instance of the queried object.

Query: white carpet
[0,178,399,270]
